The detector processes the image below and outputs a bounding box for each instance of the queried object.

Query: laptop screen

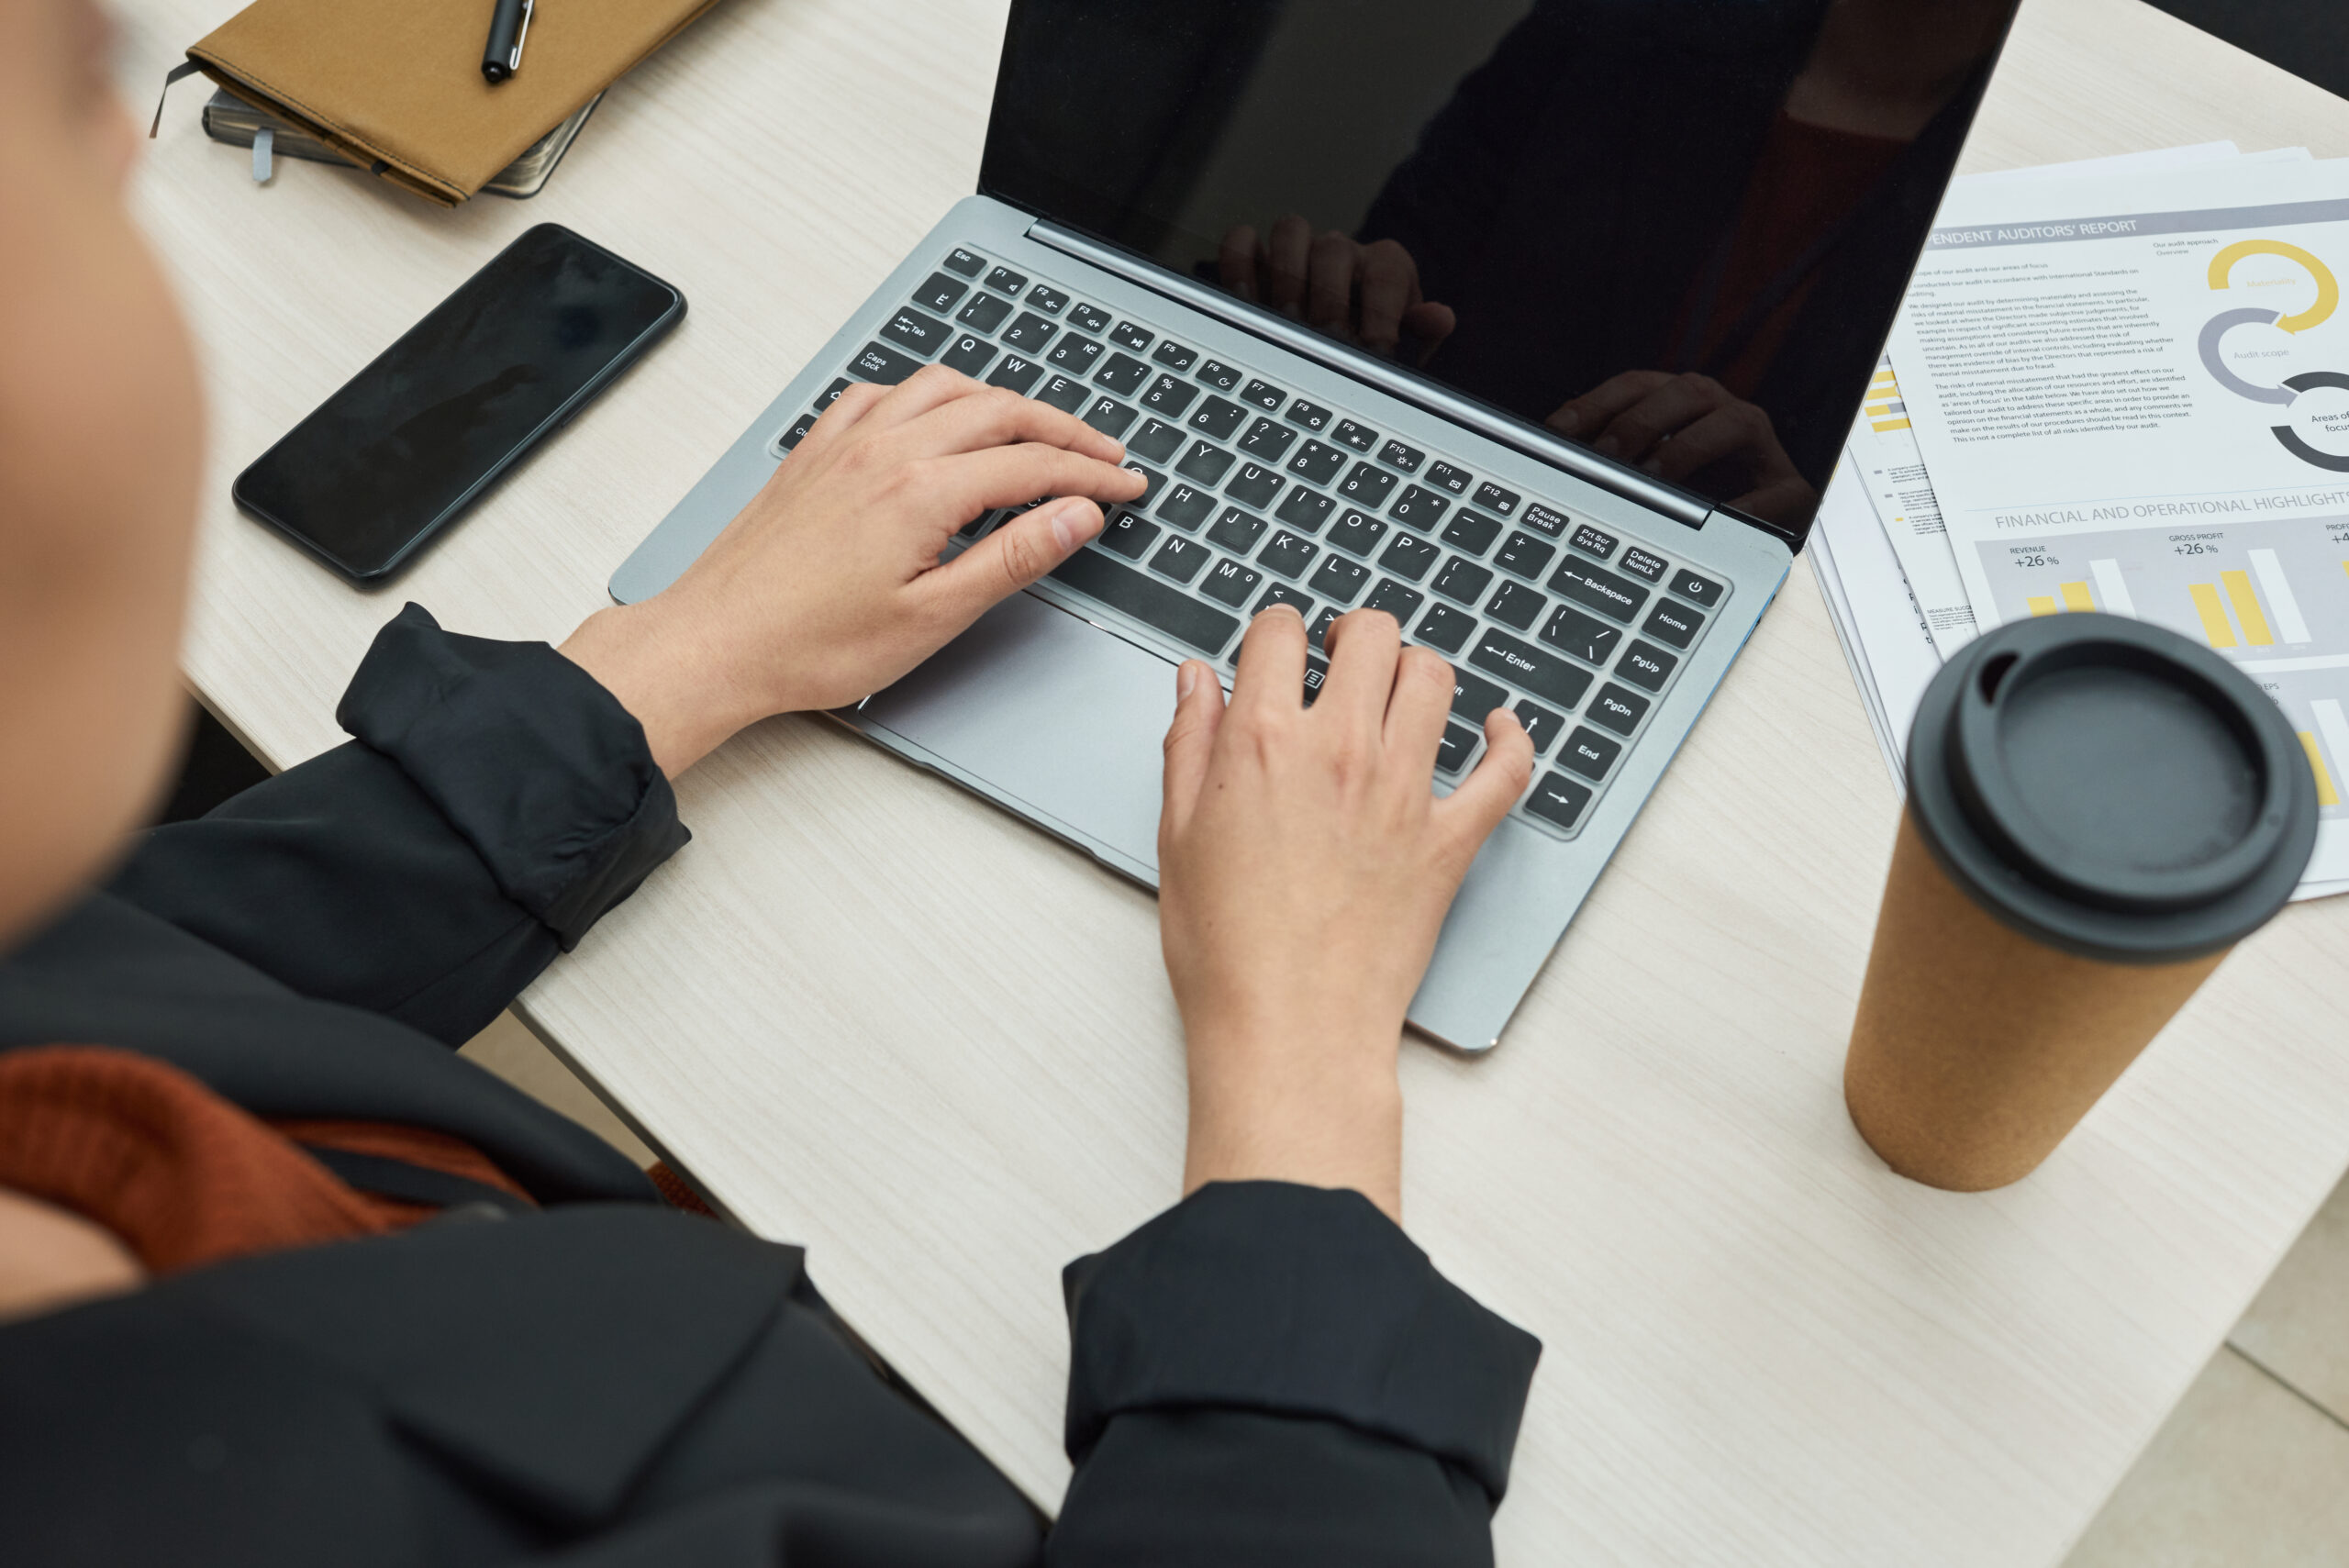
[981,0,2023,538]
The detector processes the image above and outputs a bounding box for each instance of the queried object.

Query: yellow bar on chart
[2059,581,2095,612]
[2222,570,2275,645]
[2189,583,2238,647]
[2026,595,2058,617]
[2301,732,2341,807]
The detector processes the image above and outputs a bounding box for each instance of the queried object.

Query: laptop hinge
[1027,218,1713,530]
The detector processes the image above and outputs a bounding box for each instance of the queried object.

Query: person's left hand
[1548,370,1818,524]
[561,366,1146,776]
[1219,217,1456,364]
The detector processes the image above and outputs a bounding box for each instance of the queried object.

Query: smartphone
[233,224,685,580]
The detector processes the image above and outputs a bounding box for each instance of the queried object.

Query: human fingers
[1307,230,1357,339]
[895,382,1127,465]
[791,382,890,456]
[1634,400,1774,484]
[1589,373,1731,463]
[1404,301,1458,367]
[1229,603,1310,721]
[1382,644,1456,775]
[1159,659,1228,847]
[1265,216,1314,314]
[1219,225,1262,304]
[928,495,1104,621]
[1356,239,1418,358]
[1314,608,1400,734]
[847,362,998,435]
[1734,470,1820,526]
[1544,369,1675,441]
[1433,706,1533,862]
[919,443,1145,522]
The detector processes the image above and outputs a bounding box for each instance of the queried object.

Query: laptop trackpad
[855,589,1176,878]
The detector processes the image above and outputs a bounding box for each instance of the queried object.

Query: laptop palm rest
[852,589,1174,882]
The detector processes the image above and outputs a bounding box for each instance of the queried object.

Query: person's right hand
[1218,217,1457,364]
[1156,606,1532,1222]
[562,366,1145,777]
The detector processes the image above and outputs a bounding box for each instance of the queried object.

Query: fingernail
[1051,501,1097,553]
[1640,458,1664,475]
[1552,409,1580,434]
[1594,435,1620,458]
[1178,662,1199,699]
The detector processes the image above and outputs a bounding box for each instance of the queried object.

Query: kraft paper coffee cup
[1845,613,2317,1191]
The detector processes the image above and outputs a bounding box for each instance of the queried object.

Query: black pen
[481,0,533,83]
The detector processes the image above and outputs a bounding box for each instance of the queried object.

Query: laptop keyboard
[772,245,1729,838]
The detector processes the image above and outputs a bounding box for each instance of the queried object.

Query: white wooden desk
[122,0,2349,1561]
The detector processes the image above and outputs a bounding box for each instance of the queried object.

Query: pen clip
[510,0,532,72]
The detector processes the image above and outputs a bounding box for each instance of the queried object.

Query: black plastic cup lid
[1906,613,2316,963]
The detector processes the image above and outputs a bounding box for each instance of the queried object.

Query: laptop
[613,0,2025,1051]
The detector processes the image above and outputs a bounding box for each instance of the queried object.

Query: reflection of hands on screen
[1218,217,1456,365]
[1549,371,1817,525]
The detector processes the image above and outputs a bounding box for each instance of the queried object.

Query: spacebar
[1049,549,1241,655]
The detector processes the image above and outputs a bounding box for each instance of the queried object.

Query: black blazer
[0,606,1540,1567]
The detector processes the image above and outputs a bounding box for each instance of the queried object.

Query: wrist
[558,602,765,779]
[1181,1025,1406,1222]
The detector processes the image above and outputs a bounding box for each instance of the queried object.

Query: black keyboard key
[1303,651,1330,700]
[1240,417,1299,462]
[1152,339,1197,371]
[913,272,969,314]
[1287,439,1347,486]
[1436,722,1480,775]
[941,332,998,377]
[1472,482,1520,517]
[1027,284,1069,315]
[1495,530,1557,581]
[1000,312,1058,353]
[1158,482,1216,531]
[1468,628,1594,711]
[1188,396,1248,441]
[1258,529,1319,580]
[1450,667,1512,725]
[1286,399,1334,432]
[1052,550,1240,656]
[1365,578,1424,623]
[1486,580,1547,631]
[777,411,818,450]
[1549,558,1651,623]
[1586,683,1650,737]
[1571,522,1620,559]
[1084,396,1138,438]
[1110,321,1154,352]
[1379,531,1440,581]
[1329,508,1387,557]
[956,293,1014,333]
[1140,374,1199,418]
[1176,440,1236,485]
[849,340,923,384]
[984,353,1045,395]
[1668,567,1724,607]
[1275,488,1336,534]
[984,265,1029,295]
[1308,607,1341,650]
[1208,506,1267,554]
[1070,303,1112,335]
[1151,535,1210,584]
[1559,726,1621,781]
[1620,546,1670,583]
[1048,336,1105,375]
[943,247,986,278]
[1432,556,1494,606]
[1539,604,1623,668]
[1226,462,1286,510]
[817,376,853,409]
[1099,512,1160,560]
[1513,699,1564,754]
[1197,359,1244,391]
[1130,417,1185,463]
[1616,639,1678,692]
[1333,418,1379,453]
[1200,557,1262,607]
[1255,584,1315,617]
[1378,439,1425,473]
[1239,379,1287,412]
[1526,773,1594,830]
[1308,554,1370,604]
[1037,373,1091,413]
[1338,463,1398,509]
[1388,484,1450,532]
[1415,603,1477,654]
[1120,464,1168,509]
[1442,509,1503,555]
[1521,502,1571,538]
[1427,461,1474,495]
[1642,598,1705,650]
[1095,352,1152,397]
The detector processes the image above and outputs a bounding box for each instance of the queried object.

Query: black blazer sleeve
[105,605,690,1047]
[1049,1183,1542,1567]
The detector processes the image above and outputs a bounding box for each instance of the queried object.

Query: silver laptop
[614,0,2023,1051]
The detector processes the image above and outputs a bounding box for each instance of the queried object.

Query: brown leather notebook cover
[187,0,716,206]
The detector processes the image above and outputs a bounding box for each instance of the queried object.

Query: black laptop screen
[981,0,2023,536]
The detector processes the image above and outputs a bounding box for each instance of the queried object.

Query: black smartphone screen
[234,224,683,579]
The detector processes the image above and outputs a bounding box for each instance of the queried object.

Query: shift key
[1449,666,1512,726]
[1467,628,1594,710]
